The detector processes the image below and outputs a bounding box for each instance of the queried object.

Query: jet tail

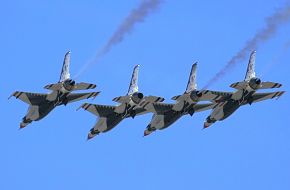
[45,51,97,92]
[59,51,71,82]
[112,65,140,103]
[185,62,197,93]
[170,63,198,110]
[244,50,256,81]
[229,51,256,89]
[127,65,140,95]
[230,51,283,90]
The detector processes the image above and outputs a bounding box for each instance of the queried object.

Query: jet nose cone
[203,122,210,129]
[143,130,151,137]
[87,134,94,141]
[19,123,26,130]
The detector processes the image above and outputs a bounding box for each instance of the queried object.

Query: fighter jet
[79,65,164,140]
[10,51,100,129]
[143,63,215,136]
[203,51,285,128]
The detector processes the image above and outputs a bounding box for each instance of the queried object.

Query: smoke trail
[203,4,290,89]
[75,0,162,78]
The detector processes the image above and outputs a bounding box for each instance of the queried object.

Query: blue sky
[1,0,290,189]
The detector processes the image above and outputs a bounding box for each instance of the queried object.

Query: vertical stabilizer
[244,51,256,81]
[127,65,140,95]
[59,51,71,82]
[185,62,197,93]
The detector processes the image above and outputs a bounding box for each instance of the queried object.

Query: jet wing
[112,95,131,103]
[129,107,149,117]
[248,91,285,104]
[199,90,232,102]
[145,103,174,114]
[79,103,116,117]
[138,95,165,108]
[193,103,214,113]
[66,92,100,104]
[145,102,213,115]
[9,91,47,105]
[73,82,97,90]
[143,95,165,103]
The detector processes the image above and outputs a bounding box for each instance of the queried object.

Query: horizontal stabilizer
[140,95,164,104]
[171,90,224,107]
[112,95,131,103]
[260,82,282,89]
[199,90,232,102]
[74,82,97,90]
[171,93,190,102]
[230,81,282,90]
[66,92,100,104]
[171,95,182,101]
[135,96,165,110]
[44,82,96,91]
[229,81,247,89]
[171,94,188,111]
[44,83,62,91]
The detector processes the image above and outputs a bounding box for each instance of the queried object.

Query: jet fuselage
[146,102,195,134]
[90,103,139,135]
[209,89,256,121]
[22,91,72,125]
[149,111,183,131]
